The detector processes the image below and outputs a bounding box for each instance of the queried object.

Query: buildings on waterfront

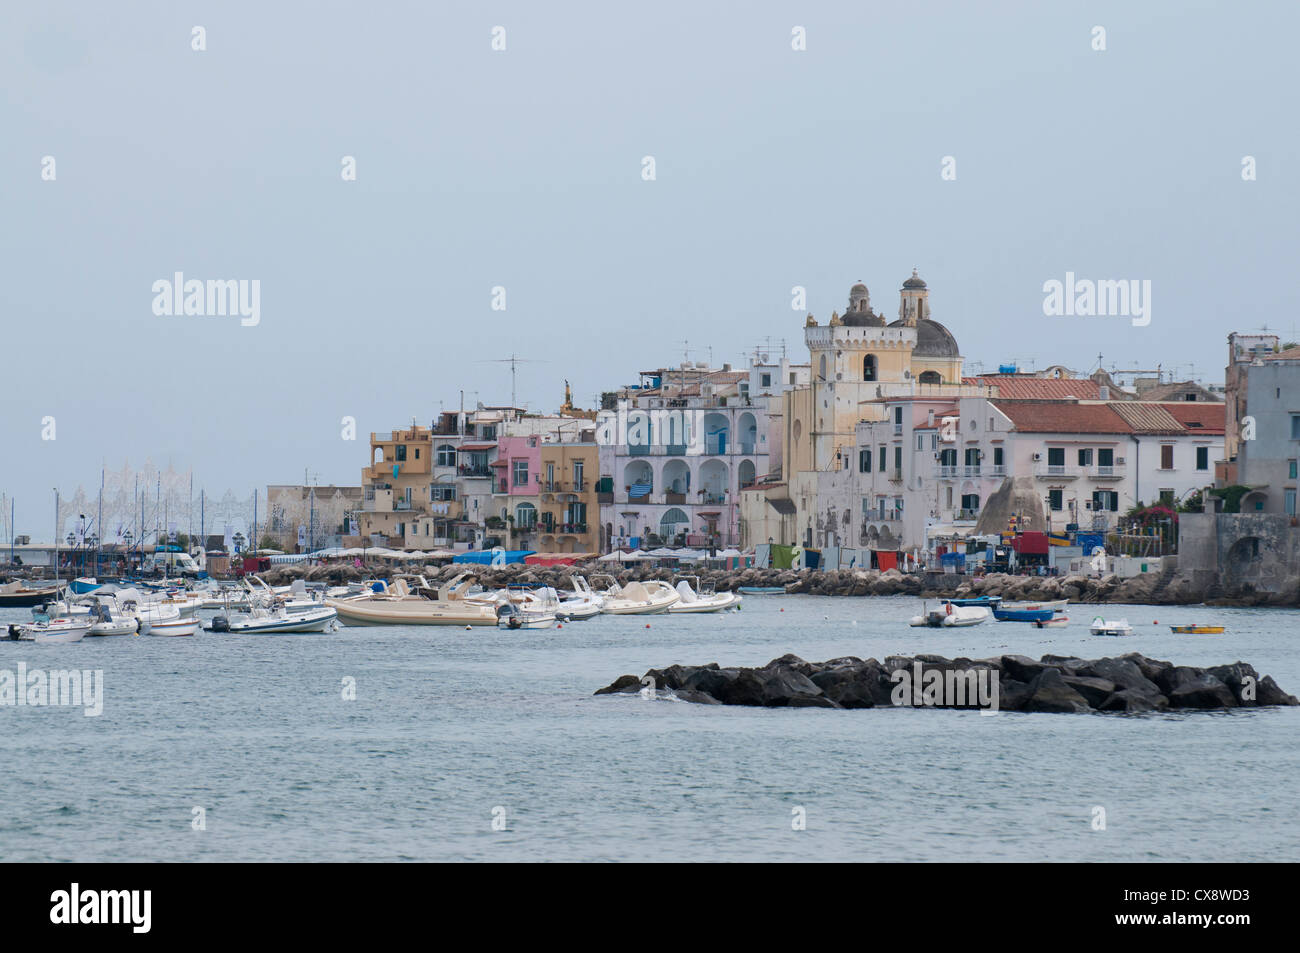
[326,269,1248,563]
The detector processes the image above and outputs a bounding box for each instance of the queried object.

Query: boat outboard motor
[5,624,20,641]
[210,615,230,633]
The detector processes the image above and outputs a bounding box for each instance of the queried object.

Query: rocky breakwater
[595,652,1299,713]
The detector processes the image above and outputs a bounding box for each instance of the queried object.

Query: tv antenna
[476,354,548,410]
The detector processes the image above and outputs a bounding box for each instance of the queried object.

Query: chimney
[1099,385,1110,400]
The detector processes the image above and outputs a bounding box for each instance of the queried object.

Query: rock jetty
[594,653,1299,713]
[256,560,1300,607]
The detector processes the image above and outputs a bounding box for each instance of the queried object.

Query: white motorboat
[86,602,139,636]
[592,577,680,615]
[133,600,182,635]
[214,603,338,634]
[1089,616,1134,637]
[21,618,92,643]
[909,603,990,627]
[145,616,200,637]
[668,577,742,613]
[326,573,499,626]
[495,587,559,630]
[555,576,604,621]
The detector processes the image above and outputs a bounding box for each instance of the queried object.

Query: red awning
[458,443,497,451]
[524,553,583,566]
[876,551,899,571]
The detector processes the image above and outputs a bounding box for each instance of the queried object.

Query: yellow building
[538,442,599,553]
[356,426,463,547]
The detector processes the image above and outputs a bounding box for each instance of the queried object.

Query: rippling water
[1,595,1297,862]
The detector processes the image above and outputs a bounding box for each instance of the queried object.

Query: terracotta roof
[966,375,1102,400]
[1263,346,1300,361]
[1164,403,1226,434]
[992,400,1132,434]
[1138,380,1222,402]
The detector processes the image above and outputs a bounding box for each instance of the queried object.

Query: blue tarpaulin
[453,550,536,565]
[1075,533,1105,553]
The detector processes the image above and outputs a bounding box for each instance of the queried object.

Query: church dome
[843,311,885,327]
[889,316,960,357]
[844,280,882,325]
[902,268,927,290]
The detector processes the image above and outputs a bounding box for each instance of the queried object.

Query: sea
[1,595,1297,862]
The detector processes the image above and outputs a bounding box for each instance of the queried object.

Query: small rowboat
[1033,615,1070,629]
[944,595,1002,608]
[737,586,786,595]
[1169,624,1226,634]
[994,607,1053,623]
[146,617,200,637]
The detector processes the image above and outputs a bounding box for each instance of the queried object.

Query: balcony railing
[458,466,493,478]
[956,508,979,521]
[934,465,959,479]
[963,465,981,477]
[1089,464,1126,479]
[1034,463,1080,479]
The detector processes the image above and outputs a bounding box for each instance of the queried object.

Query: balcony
[458,466,493,479]
[933,465,959,479]
[1034,463,1080,480]
[963,465,981,478]
[988,465,1007,477]
[1088,464,1126,480]
[955,508,979,521]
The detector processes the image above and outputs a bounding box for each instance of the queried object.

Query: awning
[458,443,497,451]
[768,499,797,515]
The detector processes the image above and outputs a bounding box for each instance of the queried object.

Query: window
[1290,460,1298,479]
[946,487,953,506]
[894,406,903,425]
[512,460,529,487]
[430,484,455,502]
[893,497,904,514]
[960,493,979,511]
[893,446,902,473]
[917,435,925,450]
[993,447,1004,466]
[1098,448,1114,467]
[1196,447,1209,471]
[1160,445,1174,470]
[1078,448,1093,466]
[395,445,407,462]
[965,448,980,467]
[414,448,420,460]
[918,370,941,384]
[1049,489,1063,511]
[1092,490,1118,511]
[1159,489,1175,505]
[1286,490,1297,516]
[1292,415,1300,440]
[859,449,872,472]
[760,373,772,388]
[1047,447,1065,468]
[863,355,877,382]
[878,446,886,472]
[436,445,456,467]
[573,460,584,488]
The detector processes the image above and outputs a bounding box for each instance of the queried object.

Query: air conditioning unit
[1116,456,1126,464]
[1033,453,1042,461]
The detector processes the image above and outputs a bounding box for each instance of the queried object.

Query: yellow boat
[1169,624,1225,634]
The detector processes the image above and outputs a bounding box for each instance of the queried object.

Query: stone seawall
[258,559,1300,607]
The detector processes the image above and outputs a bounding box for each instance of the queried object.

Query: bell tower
[898,268,929,327]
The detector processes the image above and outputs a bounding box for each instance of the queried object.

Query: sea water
[1,596,1296,862]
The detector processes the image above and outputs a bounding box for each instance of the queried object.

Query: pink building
[493,436,541,496]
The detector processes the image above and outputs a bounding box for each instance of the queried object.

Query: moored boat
[213,604,338,634]
[20,617,92,643]
[1090,616,1134,637]
[326,573,499,626]
[737,586,786,595]
[1032,615,1070,629]
[993,607,1054,623]
[592,577,680,615]
[1169,624,1226,634]
[145,616,200,637]
[943,595,1002,608]
[0,581,64,607]
[669,577,742,613]
[909,603,990,627]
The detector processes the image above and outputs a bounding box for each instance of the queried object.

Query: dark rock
[1168,674,1238,709]
[1001,655,1057,682]
[809,660,890,708]
[594,674,643,695]
[1098,689,1169,713]
[1061,675,1119,708]
[1256,675,1300,706]
[1153,665,1208,696]
[672,689,723,705]
[1022,668,1093,713]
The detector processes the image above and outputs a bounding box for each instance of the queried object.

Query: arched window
[435,444,456,467]
[863,355,877,381]
[918,370,941,384]
[659,508,689,539]
[514,502,537,528]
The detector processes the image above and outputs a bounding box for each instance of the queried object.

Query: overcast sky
[3,0,1296,533]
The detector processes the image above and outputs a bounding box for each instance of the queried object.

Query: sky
[2,0,1297,534]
